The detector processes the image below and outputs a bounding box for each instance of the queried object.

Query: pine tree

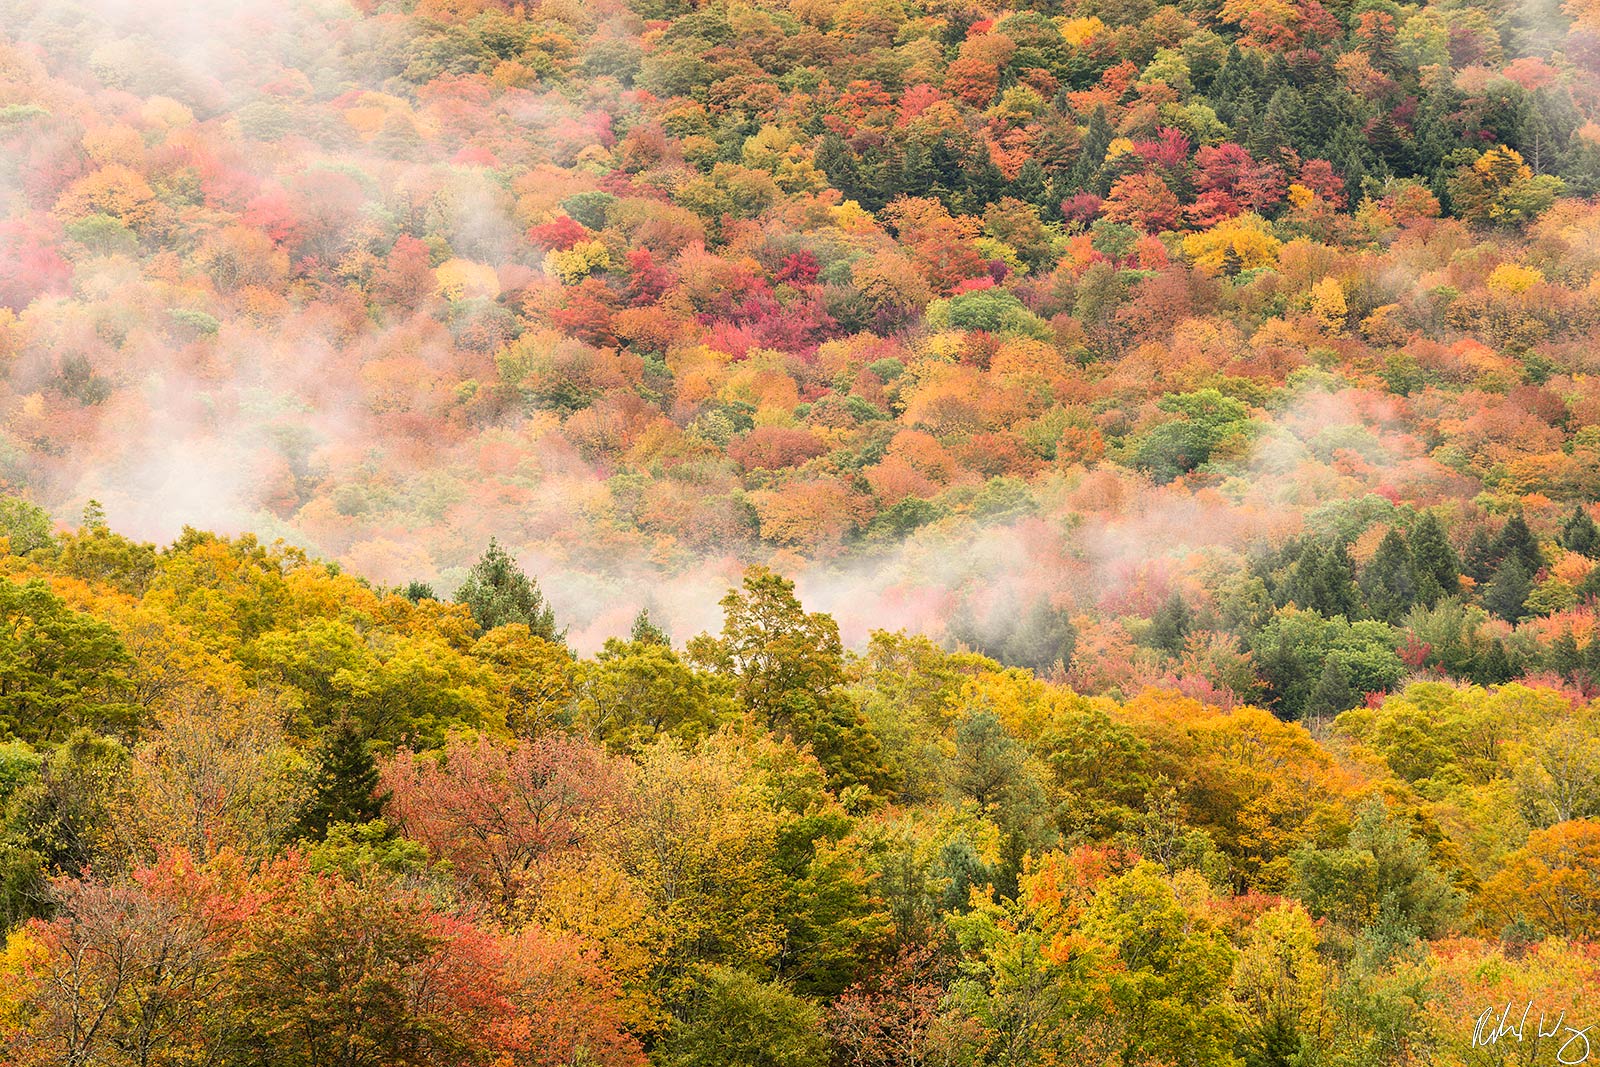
[1550,630,1583,680]
[1148,591,1191,655]
[400,580,435,603]
[1287,540,1326,609]
[961,148,1006,212]
[1581,639,1600,693]
[1409,512,1459,605]
[1360,528,1416,624]
[898,139,934,200]
[1304,660,1356,724]
[1462,526,1497,584]
[293,716,389,842]
[1070,107,1113,194]
[1316,541,1360,618]
[1560,506,1600,558]
[630,607,670,646]
[1013,158,1046,206]
[1473,640,1513,685]
[1001,599,1078,673]
[1483,557,1533,623]
[815,133,860,201]
[1492,513,1543,576]
[455,538,561,640]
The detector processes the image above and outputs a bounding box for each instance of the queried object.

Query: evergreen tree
[1286,540,1325,609]
[1473,639,1514,685]
[1303,660,1356,724]
[953,709,1055,897]
[1148,591,1192,655]
[1579,564,1600,604]
[961,147,1007,212]
[293,716,389,842]
[1043,173,1073,221]
[1070,107,1113,194]
[1013,158,1046,206]
[1360,529,1416,624]
[1462,526,1497,584]
[1560,506,1600,558]
[400,580,435,603]
[1492,513,1544,576]
[1316,541,1360,618]
[1582,638,1600,692]
[815,133,861,202]
[630,607,671,646]
[1368,111,1414,173]
[898,139,934,199]
[1409,513,1459,605]
[455,538,561,640]
[1001,598,1078,673]
[1550,630,1583,680]
[1483,557,1533,623]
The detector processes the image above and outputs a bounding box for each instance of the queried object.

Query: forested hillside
[4,0,1600,1060]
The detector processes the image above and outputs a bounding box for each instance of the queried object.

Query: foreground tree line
[0,501,1597,1067]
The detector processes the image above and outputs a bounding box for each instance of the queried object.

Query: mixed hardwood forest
[3,0,1600,1061]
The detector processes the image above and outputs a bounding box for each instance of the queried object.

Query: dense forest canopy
[4,0,1600,1061]
[3,0,1600,652]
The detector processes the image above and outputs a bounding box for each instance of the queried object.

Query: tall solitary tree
[690,567,898,798]
[455,538,561,640]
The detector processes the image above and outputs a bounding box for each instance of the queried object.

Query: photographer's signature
[1474,1001,1591,1064]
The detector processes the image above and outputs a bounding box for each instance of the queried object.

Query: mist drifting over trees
[3,0,1600,1062]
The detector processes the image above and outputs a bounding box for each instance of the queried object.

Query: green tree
[0,579,138,744]
[691,567,845,724]
[55,503,158,595]
[7,729,128,884]
[1303,660,1357,724]
[1560,506,1599,557]
[1315,541,1361,619]
[664,965,828,1067]
[1250,608,1402,720]
[1232,903,1328,1067]
[1408,512,1459,605]
[999,598,1078,673]
[691,568,897,798]
[1483,557,1533,622]
[1148,591,1191,655]
[573,638,734,751]
[399,580,435,603]
[1492,513,1543,575]
[1131,389,1252,483]
[1078,863,1241,1067]
[1360,529,1416,624]
[1290,797,1462,938]
[0,496,55,556]
[630,607,671,646]
[1462,525,1497,584]
[291,716,388,842]
[952,709,1055,896]
[454,538,561,640]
